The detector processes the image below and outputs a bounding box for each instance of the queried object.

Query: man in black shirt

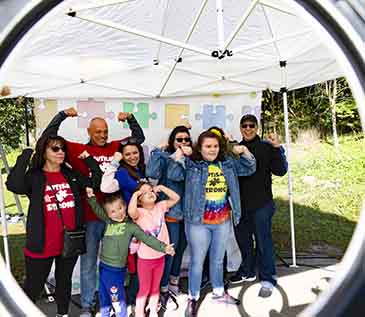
[230,114,288,298]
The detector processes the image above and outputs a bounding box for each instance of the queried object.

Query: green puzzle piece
[123,102,157,129]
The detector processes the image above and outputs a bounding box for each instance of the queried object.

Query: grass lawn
[1,135,363,283]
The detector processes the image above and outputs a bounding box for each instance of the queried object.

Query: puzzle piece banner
[123,102,157,129]
[165,104,189,128]
[34,99,59,136]
[77,99,115,128]
[35,92,261,152]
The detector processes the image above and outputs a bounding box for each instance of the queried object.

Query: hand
[233,145,249,155]
[183,122,192,129]
[78,150,90,159]
[64,107,78,117]
[165,243,175,256]
[225,133,234,142]
[86,187,94,198]
[153,185,163,194]
[113,151,123,162]
[117,112,130,122]
[266,133,281,148]
[174,148,184,160]
[157,141,169,150]
[132,190,143,198]
[180,145,192,156]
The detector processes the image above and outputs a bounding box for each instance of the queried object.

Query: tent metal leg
[0,166,10,271]
[282,87,298,267]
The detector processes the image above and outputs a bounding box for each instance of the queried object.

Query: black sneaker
[185,299,198,317]
[229,272,256,284]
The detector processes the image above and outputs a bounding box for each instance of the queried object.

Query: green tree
[0,98,35,150]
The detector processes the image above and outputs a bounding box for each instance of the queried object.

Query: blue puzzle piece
[195,105,233,129]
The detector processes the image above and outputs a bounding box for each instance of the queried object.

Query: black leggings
[24,255,78,315]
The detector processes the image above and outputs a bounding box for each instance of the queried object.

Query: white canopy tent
[0,0,346,268]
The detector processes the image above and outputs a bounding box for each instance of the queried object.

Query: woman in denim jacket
[167,130,256,317]
[146,125,192,307]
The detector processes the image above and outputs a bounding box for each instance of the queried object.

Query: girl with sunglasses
[145,125,192,308]
[6,134,101,317]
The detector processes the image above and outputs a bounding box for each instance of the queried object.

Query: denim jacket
[146,148,184,220]
[167,154,256,225]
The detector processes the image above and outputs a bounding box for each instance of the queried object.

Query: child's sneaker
[211,292,240,305]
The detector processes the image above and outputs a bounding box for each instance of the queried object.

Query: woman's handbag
[49,184,86,258]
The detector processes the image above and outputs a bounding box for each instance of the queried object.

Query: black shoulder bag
[49,184,86,258]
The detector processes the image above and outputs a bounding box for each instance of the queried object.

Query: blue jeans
[234,200,277,285]
[99,262,127,317]
[185,219,231,299]
[80,220,106,309]
[160,221,187,289]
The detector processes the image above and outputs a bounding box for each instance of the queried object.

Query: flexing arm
[231,145,256,176]
[41,107,77,138]
[118,113,145,144]
[127,190,141,220]
[265,133,288,176]
[270,146,288,176]
[6,149,33,195]
[86,195,110,223]
[153,185,180,209]
[77,151,103,189]
[145,147,169,180]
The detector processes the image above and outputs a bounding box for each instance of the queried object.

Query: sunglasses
[120,137,138,146]
[241,123,256,129]
[175,137,191,143]
[50,145,65,153]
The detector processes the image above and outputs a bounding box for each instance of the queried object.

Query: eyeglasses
[175,137,191,143]
[120,137,138,146]
[50,145,65,153]
[241,123,256,129]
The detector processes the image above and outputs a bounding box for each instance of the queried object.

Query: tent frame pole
[70,0,136,13]
[157,0,209,97]
[0,159,10,271]
[222,0,260,52]
[280,61,297,267]
[233,29,312,54]
[216,0,225,50]
[70,14,211,57]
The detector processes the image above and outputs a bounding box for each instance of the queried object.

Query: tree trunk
[326,80,339,149]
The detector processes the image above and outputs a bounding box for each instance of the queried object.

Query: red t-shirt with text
[24,172,76,258]
[65,140,122,221]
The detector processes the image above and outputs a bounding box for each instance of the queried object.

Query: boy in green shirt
[86,189,174,317]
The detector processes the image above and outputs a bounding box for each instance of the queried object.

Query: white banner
[35,93,262,154]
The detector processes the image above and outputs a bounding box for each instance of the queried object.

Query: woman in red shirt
[6,134,101,317]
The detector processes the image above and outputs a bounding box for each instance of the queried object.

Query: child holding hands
[86,189,175,317]
[128,183,180,317]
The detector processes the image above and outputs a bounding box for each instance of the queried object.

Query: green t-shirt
[88,196,166,268]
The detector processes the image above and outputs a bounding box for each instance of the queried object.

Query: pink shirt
[135,201,169,259]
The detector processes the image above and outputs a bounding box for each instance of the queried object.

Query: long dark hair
[118,141,145,180]
[191,130,226,162]
[167,125,191,154]
[31,134,68,170]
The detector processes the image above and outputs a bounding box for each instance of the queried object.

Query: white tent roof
[0,0,343,98]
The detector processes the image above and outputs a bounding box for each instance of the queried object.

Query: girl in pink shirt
[128,182,180,317]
